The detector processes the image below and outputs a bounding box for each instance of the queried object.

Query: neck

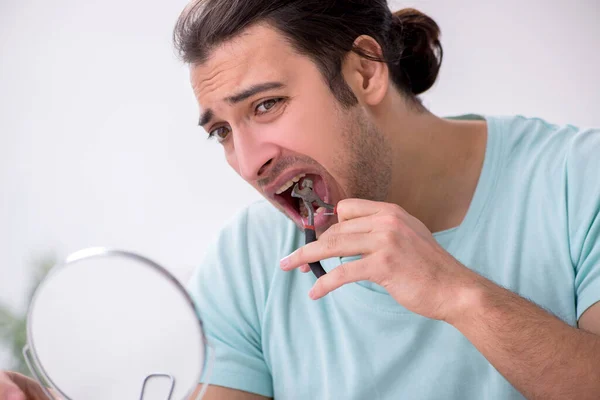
[376,96,488,233]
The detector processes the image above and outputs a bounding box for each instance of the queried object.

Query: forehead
[190,24,306,104]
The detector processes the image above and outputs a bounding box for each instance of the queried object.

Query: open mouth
[274,173,330,221]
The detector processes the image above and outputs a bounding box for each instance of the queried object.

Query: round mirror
[23,247,211,400]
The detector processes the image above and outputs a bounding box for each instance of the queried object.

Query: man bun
[389,8,443,95]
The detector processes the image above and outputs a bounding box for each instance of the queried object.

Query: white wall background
[1,0,599,368]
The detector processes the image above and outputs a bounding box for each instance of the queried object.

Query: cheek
[272,100,345,161]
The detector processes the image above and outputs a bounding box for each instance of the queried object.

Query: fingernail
[280,255,291,270]
[309,288,316,300]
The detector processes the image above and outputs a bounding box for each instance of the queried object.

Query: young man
[1,0,599,399]
[176,0,600,398]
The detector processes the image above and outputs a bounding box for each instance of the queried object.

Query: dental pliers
[291,178,336,278]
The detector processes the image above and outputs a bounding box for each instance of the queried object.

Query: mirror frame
[23,247,210,400]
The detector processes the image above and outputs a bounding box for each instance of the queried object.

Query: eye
[255,98,284,115]
[207,125,231,143]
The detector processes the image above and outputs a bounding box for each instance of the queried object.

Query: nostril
[257,158,273,177]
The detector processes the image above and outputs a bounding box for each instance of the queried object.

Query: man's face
[191,24,392,233]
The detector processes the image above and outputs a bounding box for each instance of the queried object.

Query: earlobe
[342,35,389,107]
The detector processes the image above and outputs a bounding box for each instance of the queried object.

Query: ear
[341,35,389,107]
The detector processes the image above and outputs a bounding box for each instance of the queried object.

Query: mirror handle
[139,373,175,399]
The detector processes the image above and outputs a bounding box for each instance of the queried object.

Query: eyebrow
[198,81,286,127]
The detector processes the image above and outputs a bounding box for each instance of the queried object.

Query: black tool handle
[305,227,327,278]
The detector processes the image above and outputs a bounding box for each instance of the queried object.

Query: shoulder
[481,114,599,176]
[492,114,600,259]
[448,113,584,157]
[563,123,600,255]
[487,114,582,150]
[564,121,600,174]
[488,114,599,180]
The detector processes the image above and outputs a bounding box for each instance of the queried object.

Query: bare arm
[188,384,271,400]
[450,278,600,400]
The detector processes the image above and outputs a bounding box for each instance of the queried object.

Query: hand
[0,371,45,400]
[280,199,482,322]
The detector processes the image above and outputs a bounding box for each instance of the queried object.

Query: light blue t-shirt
[187,114,600,399]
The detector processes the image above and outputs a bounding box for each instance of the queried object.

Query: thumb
[3,372,52,400]
[0,372,25,400]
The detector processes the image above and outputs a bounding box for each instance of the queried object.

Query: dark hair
[173,0,442,109]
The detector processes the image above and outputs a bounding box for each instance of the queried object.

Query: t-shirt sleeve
[186,206,274,398]
[567,126,600,320]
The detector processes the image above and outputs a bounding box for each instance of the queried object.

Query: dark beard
[336,109,392,202]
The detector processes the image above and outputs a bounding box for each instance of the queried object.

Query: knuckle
[360,261,377,281]
[381,214,402,229]
[379,231,398,247]
[337,198,350,210]
[404,227,418,241]
[324,223,340,237]
[380,250,395,266]
[328,264,349,289]
[375,232,388,247]
[387,203,404,215]
[336,264,349,280]
[326,234,338,250]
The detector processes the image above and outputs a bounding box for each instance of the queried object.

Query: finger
[5,372,54,399]
[321,212,411,241]
[280,232,372,270]
[336,198,403,223]
[309,259,369,300]
[320,216,374,239]
[300,264,310,273]
[0,372,26,400]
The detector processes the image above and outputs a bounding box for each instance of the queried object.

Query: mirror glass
[24,248,208,400]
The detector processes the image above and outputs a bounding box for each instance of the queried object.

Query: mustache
[257,156,318,188]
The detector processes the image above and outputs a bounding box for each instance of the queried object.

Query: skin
[192,26,398,235]
[2,21,599,400]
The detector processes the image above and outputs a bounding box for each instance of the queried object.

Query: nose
[232,126,280,182]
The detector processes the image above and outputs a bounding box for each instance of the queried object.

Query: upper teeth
[276,173,306,195]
